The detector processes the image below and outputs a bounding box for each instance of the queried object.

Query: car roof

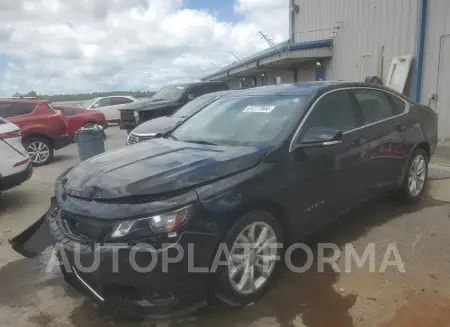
[221,81,403,99]
[197,90,235,99]
[0,98,50,104]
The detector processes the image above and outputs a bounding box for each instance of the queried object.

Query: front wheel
[210,210,283,307]
[399,148,428,202]
[24,137,54,166]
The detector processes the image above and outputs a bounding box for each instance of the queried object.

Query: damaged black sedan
[11,82,437,314]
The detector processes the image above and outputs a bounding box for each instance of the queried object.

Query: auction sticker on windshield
[243,105,275,113]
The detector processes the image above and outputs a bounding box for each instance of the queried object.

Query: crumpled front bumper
[9,199,217,316]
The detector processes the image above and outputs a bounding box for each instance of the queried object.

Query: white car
[0,118,32,199]
[86,96,137,123]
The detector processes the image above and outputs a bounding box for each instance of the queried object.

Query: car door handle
[395,124,406,132]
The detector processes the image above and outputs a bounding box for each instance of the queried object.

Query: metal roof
[202,39,333,80]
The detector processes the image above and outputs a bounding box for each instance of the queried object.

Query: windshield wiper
[163,133,178,140]
[183,139,218,146]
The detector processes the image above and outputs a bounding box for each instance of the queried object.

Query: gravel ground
[1,128,450,327]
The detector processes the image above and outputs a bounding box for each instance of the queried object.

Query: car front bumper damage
[10,199,216,316]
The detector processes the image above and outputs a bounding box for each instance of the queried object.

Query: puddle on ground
[3,192,450,327]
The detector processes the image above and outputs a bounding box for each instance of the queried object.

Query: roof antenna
[229,50,241,61]
[258,31,283,55]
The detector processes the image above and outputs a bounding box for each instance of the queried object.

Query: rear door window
[353,89,394,124]
[210,83,228,92]
[0,103,36,118]
[387,93,407,115]
[302,90,360,133]
[94,98,112,108]
[189,85,209,97]
[111,97,133,105]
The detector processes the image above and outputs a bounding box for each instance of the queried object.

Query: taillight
[0,130,21,139]
[14,158,30,167]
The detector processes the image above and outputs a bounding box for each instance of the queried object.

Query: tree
[12,92,21,97]
[26,90,37,98]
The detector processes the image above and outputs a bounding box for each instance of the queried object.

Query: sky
[0,0,288,95]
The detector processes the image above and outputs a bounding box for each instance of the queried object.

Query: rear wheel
[24,137,54,166]
[399,148,428,202]
[210,210,283,307]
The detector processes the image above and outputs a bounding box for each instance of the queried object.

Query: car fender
[21,128,57,143]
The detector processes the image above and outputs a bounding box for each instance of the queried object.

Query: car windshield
[152,85,186,101]
[171,95,307,147]
[172,94,219,118]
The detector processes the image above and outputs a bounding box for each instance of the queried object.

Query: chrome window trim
[289,87,410,152]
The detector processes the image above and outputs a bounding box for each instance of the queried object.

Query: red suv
[0,99,71,166]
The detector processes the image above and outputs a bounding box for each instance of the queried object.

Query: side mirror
[187,93,195,101]
[298,127,343,147]
[92,103,99,108]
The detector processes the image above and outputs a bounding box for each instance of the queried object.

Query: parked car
[86,96,137,123]
[127,90,234,145]
[53,105,106,139]
[0,118,32,200]
[11,82,437,313]
[120,81,229,132]
[0,99,71,166]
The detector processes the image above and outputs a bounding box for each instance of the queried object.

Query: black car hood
[62,138,267,200]
[123,99,179,111]
[132,116,184,135]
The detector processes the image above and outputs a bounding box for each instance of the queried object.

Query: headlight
[134,111,140,123]
[111,206,192,238]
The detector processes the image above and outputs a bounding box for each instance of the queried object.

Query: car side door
[350,88,410,192]
[289,89,367,232]
[90,98,114,121]
[13,103,68,137]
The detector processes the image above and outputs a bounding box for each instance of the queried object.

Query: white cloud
[0,0,287,95]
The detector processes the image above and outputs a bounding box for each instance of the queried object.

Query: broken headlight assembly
[111,205,192,238]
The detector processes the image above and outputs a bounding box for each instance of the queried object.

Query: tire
[24,137,54,166]
[399,148,428,202]
[209,210,283,307]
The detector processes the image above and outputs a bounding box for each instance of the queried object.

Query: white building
[203,0,450,138]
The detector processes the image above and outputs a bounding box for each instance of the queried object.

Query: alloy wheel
[27,141,50,164]
[408,154,426,197]
[228,222,278,295]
